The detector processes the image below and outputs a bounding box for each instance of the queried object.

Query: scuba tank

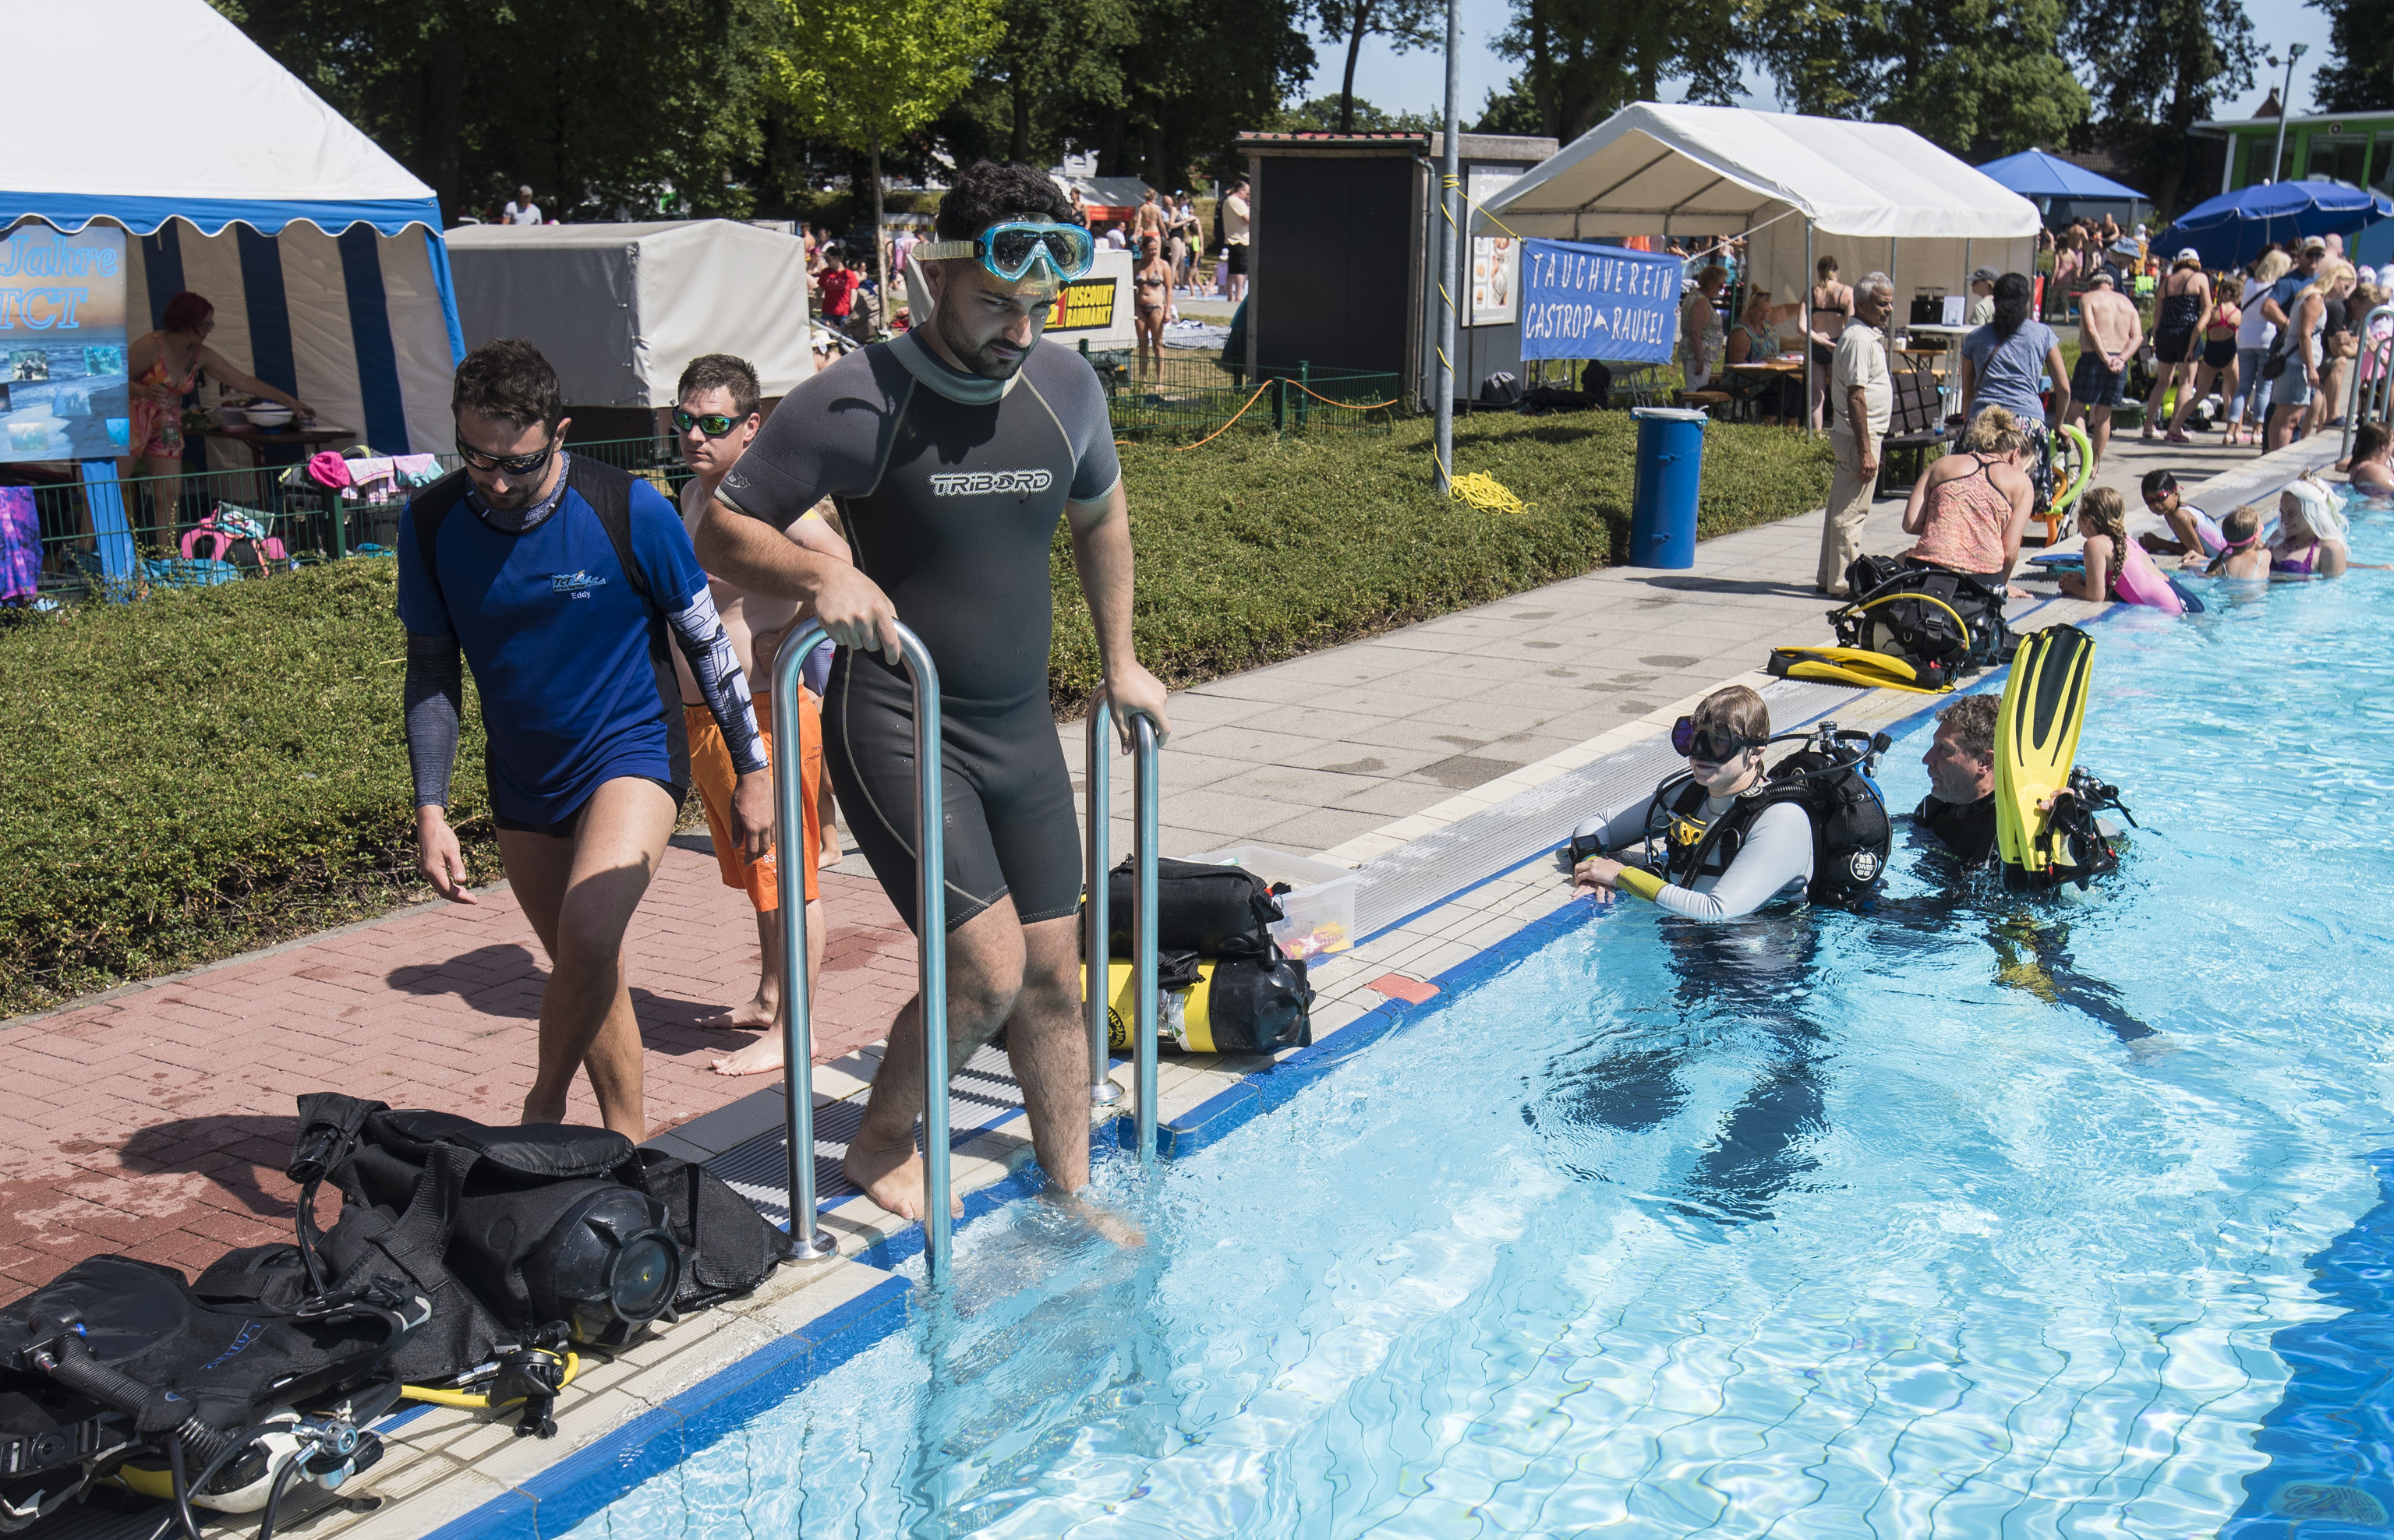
[0,1254,423,1536]
[1604,722,1894,909]
[1091,950,1315,1054]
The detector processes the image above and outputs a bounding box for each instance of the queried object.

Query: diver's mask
[918,220,1096,285]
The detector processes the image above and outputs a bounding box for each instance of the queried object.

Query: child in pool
[2057,487,2128,601]
[2345,422,2394,500]
[2206,505,2273,581]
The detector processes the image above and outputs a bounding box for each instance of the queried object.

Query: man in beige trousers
[1819,273,1893,595]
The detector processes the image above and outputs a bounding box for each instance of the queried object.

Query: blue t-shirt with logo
[397,477,707,825]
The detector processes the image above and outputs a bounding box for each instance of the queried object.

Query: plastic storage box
[1181,845,1360,958]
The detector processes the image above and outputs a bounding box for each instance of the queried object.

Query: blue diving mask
[917,220,1096,284]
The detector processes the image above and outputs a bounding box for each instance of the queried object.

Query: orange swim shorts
[684,694,821,910]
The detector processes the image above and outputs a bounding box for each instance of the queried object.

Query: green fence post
[1297,361,1310,432]
[1271,376,1285,435]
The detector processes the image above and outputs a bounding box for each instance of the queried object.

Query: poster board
[1516,238,1682,363]
[0,224,130,462]
[1466,168,1522,327]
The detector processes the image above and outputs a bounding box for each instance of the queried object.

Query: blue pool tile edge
[416,1273,914,1540]
[1147,893,1607,1160]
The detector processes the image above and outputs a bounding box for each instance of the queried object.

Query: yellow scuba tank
[1084,955,1314,1055]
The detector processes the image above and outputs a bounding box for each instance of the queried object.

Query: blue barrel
[1627,407,1709,569]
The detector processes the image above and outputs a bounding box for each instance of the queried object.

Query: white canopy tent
[1476,103,2041,335]
[2,0,462,460]
[447,222,816,409]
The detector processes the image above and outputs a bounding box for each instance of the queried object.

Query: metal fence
[1079,345,1406,443]
[7,435,688,605]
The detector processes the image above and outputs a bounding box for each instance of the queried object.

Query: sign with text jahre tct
[0,224,131,463]
[1516,238,1683,364]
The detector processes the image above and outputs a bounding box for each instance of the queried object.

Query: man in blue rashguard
[401,339,772,1139]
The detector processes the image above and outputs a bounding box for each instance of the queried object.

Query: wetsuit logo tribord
[928,469,1054,497]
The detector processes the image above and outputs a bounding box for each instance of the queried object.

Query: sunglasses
[918,221,1097,284]
[674,408,746,438]
[454,432,557,478]
[1671,715,1763,764]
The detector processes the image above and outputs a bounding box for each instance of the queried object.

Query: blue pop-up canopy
[2159,180,2394,269]
[1976,150,2146,204]
[1,0,465,456]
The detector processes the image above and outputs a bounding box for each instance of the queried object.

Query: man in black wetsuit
[1915,694,2000,863]
[696,161,1170,1227]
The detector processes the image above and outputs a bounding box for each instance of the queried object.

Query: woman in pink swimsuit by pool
[126,291,316,537]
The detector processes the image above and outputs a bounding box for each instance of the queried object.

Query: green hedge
[1047,411,1833,711]
[0,416,1828,1015]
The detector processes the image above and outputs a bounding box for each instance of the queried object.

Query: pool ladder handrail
[1083,694,1165,1163]
[2340,302,2394,468]
[771,620,954,1278]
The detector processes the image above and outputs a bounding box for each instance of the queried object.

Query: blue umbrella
[1976,150,2146,203]
[2159,180,2394,269]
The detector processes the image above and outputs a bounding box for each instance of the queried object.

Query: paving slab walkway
[0,427,2336,1297]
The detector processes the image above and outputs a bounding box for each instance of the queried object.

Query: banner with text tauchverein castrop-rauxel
[1516,238,1683,364]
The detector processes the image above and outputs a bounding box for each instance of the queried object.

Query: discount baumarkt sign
[1041,248,1136,347]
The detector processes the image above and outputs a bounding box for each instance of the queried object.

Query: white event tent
[1475,103,2041,332]
[446,222,817,411]
[2,0,464,462]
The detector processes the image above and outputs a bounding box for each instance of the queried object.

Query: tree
[2306,0,2385,112]
[210,0,782,226]
[770,0,1003,298]
[1274,94,1441,132]
[1742,0,2085,157]
[1491,0,1740,144]
[1309,0,1441,132]
[2064,0,2255,217]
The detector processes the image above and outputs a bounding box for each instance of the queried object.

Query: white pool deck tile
[277,430,2340,1540]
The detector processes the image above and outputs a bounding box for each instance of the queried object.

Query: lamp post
[2266,45,2307,184]
[1434,0,1459,494]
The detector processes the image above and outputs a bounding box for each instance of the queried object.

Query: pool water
[572,528,2394,1537]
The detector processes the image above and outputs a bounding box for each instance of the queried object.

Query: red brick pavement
[0,846,916,1295]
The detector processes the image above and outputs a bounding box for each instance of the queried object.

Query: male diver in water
[1900,685,2154,1043]
[694,161,1170,1231]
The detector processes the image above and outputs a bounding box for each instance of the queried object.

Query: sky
[1307,0,2339,129]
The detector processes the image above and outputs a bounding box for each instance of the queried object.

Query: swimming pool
[566,531,2394,1537]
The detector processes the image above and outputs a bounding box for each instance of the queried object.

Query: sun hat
[1968,265,1998,285]
[2175,247,2201,263]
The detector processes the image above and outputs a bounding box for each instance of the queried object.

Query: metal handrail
[1131,716,1162,1164]
[1083,698,1122,1111]
[1081,695,1164,1163]
[772,620,953,1280]
[2342,303,2394,466]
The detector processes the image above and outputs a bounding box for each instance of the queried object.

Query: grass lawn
[0,411,1830,1015]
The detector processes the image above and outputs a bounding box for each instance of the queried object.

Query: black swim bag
[1833,556,2013,687]
[1098,856,1285,958]
[0,1254,419,1529]
[199,1095,788,1436]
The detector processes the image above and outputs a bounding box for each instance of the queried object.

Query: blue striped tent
[4,0,465,479]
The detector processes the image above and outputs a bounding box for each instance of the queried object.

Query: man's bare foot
[1043,1187,1145,1247]
[843,1136,964,1220]
[698,997,778,1031]
[709,1036,787,1076]
[817,835,843,868]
